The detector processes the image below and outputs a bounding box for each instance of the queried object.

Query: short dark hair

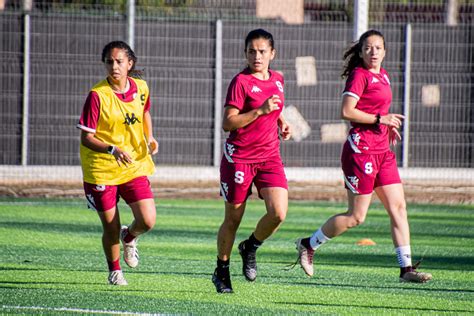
[244,29,274,50]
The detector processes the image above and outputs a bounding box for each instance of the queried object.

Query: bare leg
[127,198,156,237]
[217,202,246,260]
[97,207,121,262]
[374,183,410,247]
[253,187,288,241]
[321,190,372,238]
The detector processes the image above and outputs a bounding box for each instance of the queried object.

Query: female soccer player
[212,29,291,293]
[77,41,159,285]
[294,30,432,283]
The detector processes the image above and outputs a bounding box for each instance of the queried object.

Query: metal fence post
[213,19,223,167]
[21,13,31,166]
[402,23,412,168]
[353,0,368,41]
[127,0,135,49]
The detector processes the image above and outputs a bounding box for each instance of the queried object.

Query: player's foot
[120,225,139,268]
[212,268,233,293]
[295,238,314,277]
[108,270,128,285]
[238,241,257,282]
[400,266,432,283]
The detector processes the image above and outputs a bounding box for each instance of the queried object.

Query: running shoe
[238,241,257,282]
[108,270,128,286]
[120,225,139,268]
[212,268,233,293]
[295,238,314,277]
[400,268,432,283]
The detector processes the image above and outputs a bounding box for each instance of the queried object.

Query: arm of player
[389,126,402,146]
[143,111,159,155]
[340,95,404,128]
[222,95,281,132]
[80,130,133,166]
[278,113,291,140]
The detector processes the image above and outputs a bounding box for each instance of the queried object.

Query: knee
[141,220,155,232]
[391,203,408,222]
[348,213,366,228]
[135,215,156,233]
[223,216,242,232]
[269,208,287,224]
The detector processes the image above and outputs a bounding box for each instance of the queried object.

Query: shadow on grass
[284,280,474,294]
[273,300,473,313]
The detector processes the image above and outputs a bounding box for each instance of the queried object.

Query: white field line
[2,305,162,315]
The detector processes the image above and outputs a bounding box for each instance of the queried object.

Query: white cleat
[295,238,314,277]
[120,225,139,268]
[108,270,128,286]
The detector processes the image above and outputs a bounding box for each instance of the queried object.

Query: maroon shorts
[220,157,288,204]
[83,176,154,212]
[341,142,401,195]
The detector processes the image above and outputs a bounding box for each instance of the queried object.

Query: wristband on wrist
[375,113,381,125]
[107,145,116,155]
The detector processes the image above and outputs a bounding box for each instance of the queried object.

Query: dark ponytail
[341,30,385,79]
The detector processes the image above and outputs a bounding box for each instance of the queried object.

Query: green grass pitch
[0,198,473,315]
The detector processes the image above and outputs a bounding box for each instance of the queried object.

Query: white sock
[309,228,331,250]
[396,245,412,268]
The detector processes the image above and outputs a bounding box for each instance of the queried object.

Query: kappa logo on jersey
[348,176,359,188]
[124,113,141,125]
[221,182,229,195]
[275,80,283,92]
[351,133,361,145]
[226,143,235,156]
[251,85,262,93]
[371,77,380,84]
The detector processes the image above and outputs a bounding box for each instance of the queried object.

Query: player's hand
[389,126,402,146]
[148,137,159,155]
[257,95,281,115]
[380,113,404,128]
[113,147,133,166]
[279,121,291,141]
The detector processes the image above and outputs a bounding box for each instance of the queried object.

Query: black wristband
[375,114,381,125]
[107,145,116,155]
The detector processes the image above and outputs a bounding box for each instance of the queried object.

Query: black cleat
[212,268,233,293]
[238,241,257,282]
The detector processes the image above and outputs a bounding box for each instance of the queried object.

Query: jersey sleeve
[77,91,100,133]
[224,75,247,110]
[343,69,367,100]
[144,95,151,112]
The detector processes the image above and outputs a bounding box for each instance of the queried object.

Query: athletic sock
[245,233,262,252]
[123,227,137,243]
[309,228,331,250]
[301,237,311,249]
[216,257,230,276]
[396,245,412,269]
[107,259,121,272]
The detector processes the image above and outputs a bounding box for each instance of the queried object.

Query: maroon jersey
[343,67,392,154]
[223,68,285,163]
